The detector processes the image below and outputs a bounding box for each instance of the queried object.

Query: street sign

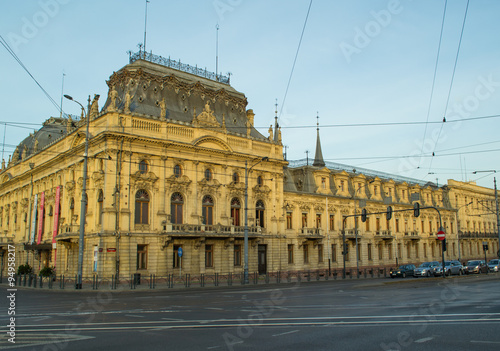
[437,230,445,240]
[178,247,183,257]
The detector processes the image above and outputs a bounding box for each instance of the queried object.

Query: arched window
[257,176,263,186]
[98,190,104,225]
[256,200,265,228]
[232,172,239,183]
[202,195,214,225]
[139,160,148,174]
[135,190,149,224]
[174,164,182,178]
[171,192,184,224]
[204,169,212,181]
[231,198,241,226]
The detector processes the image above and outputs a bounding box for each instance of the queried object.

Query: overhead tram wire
[427,0,470,175]
[1,112,500,135]
[418,0,448,170]
[277,0,313,124]
[0,34,63,114]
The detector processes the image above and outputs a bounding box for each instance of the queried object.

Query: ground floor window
[288,244,294,264]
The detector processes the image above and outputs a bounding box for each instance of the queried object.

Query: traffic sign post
[437,230,445,240]
[178,247,183,278]
[438,228,446,279]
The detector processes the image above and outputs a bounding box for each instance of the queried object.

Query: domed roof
[11,117,73,163]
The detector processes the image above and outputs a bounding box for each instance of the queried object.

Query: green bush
[17,264,33,275]
[39,267,54,277]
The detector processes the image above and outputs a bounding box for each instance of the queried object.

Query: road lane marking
[415,337,434,343]
[273,330,299,337]
[471,340,500,344]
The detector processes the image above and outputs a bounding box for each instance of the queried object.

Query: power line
[278,0,313,124]
[428,0,470,174]
[0,34,63,115]
[418,0,448,169]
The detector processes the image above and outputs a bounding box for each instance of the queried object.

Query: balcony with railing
[167,223,263,238]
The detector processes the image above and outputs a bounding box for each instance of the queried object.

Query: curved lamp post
[353,179,374,278]
[244,156,269,284]
[64,94,90,289]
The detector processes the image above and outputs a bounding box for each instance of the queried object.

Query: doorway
[258,244,267,275]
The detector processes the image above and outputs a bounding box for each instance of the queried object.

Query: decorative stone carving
[65,181,76,196]
[130,171,159,191]
[90,94,100,119]
[107,85,120,112]
[193,101,220,127]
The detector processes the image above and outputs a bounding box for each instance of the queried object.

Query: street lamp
[353,179,374,278]
[244,156,269,284]
[64,94,90,289]
[472,170,500,259]
[456,201,473,262]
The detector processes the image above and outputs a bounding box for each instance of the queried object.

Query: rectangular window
[366,217,370,232]
[332,244,337,262]
[303,244,309,264]
[137,244,148,270]
[205,244,214,268]
[329,214,335,231]
[388,244,393,260]
[316,214,321,229]
[286,212,293,229]
[288,244,294,264]
[368,243,372,261]
[318,244,323,263]
[376,218,380,233]
[234,244,241,266]
[173,245,182,268]
[421,220,425,233]
[396,219,400,232]
[374,186,378,196]
[340,180,345,191]
[406,244,411,258]
[398,243,402,259]
[378,244,383,260]
[415,244,419,258]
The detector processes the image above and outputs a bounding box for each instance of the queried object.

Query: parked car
[390,264,416,278]
[464,260,488,274]
[434,260,463,276]
[414,261,440,277]
[488,259,500,272]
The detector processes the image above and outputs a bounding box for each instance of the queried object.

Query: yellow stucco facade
[0,54,498,279]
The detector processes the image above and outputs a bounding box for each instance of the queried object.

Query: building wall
[0,60,498,278]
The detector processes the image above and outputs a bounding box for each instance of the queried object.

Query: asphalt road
[1,274,500,351]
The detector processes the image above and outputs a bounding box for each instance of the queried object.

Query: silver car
[434,260,463,276]
[414,261,440,277]
[488,259,500,272]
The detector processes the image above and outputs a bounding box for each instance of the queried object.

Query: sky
[1,0,499,189]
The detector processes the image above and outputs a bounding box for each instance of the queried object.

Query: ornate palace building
[0,52,498,278]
